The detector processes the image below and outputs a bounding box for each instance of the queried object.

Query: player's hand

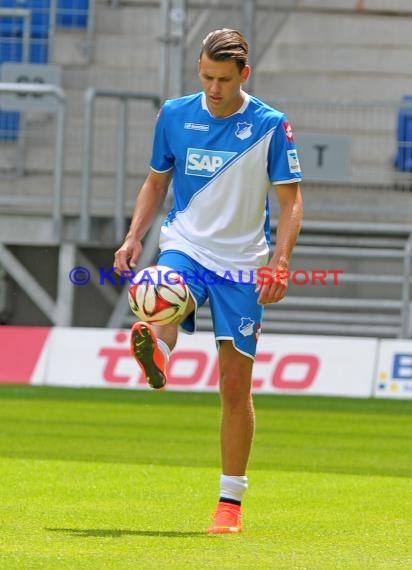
[255,266,289,305]
[113,237,143,275]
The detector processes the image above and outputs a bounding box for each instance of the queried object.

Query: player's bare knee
[220,371,252,408]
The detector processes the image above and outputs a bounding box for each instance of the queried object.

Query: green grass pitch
[0,386,411,569]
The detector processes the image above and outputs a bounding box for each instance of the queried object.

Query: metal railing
[277,221,412,339]
[0,82,66,238]
[195,221,412,339]
[285,225,412,339]
[266,98,412,190]
[0,8,32,63]
[80,87,161,243]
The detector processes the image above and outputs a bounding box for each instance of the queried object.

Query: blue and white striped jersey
[150,91,302,279]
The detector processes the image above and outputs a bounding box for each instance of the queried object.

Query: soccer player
[114,28,303,533]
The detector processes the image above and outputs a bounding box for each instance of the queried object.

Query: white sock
[157,338,170,362]
[219,474,248,503]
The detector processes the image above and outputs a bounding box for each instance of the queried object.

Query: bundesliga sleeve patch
[287,149,301,173]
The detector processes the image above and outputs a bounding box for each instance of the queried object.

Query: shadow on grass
[46,527,206,538]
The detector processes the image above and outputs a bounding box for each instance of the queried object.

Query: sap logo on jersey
[185,148,237,177]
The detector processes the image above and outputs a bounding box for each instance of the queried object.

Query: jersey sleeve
[267,114,302,184]
[149,103,175,173]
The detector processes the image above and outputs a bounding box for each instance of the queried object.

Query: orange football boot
[208,502,242,534]
[130,322,167,390]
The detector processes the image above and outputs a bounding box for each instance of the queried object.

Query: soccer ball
[128,265,189,325]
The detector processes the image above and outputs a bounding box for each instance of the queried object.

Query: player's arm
[114,168,172,274]
[257,181,303,304]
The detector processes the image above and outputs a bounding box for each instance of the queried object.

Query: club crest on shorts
[235,122,252,140]
[238,317,255,337]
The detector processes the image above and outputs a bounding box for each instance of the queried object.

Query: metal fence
[1,0,412,194]
[195,221,412,339]
[0,93,411,231]
[0,81,65,237]
[72,96,412,229]
[80,87,161,243]
[268,98,412,191]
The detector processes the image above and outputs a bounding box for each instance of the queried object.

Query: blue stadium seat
[0,0,50,140]
[0,0,50,62]
[0,111,20,141]
[0,35,49,140]
[0,35,48,62]
[394,95,412,173]
[0,0,50,37]
[56,0,88,28]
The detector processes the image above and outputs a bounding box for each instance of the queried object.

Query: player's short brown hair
[199,29,249,72]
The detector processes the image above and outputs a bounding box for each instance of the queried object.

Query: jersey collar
[201,91,250,118]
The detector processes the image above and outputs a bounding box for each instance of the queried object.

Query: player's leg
[207,278,262,533]
[219,341,255,476]
[207,341,254,533]
[130,251,206,389]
